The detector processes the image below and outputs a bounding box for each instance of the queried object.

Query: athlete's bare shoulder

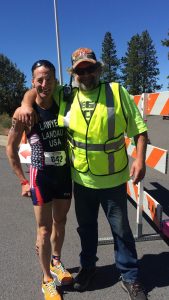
[22,88,37,105]
[12,107,21,120]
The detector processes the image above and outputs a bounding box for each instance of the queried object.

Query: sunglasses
[31,60,56,75]
[74,65,98,76]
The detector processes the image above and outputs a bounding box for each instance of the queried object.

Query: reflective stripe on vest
[106,83,115,173]
[68,133,125,152]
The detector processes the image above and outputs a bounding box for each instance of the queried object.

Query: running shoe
[121,280,147,300]
[50,261,73,285]
[42,279,62,300]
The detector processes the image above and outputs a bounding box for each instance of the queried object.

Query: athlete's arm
[130,131,148,184]
[6,108,31,197]
[18,88,38,126]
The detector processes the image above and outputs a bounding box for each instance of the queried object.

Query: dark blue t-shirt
[27,100,68,169]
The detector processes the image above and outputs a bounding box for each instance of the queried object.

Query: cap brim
[72,58,96,69]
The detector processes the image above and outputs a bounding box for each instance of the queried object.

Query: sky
[0,0,169,91]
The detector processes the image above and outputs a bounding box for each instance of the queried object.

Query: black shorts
[30,165,72,206]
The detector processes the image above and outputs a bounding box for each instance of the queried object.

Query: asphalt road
[0,116,169,300]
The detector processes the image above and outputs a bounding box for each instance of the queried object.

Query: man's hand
[130,159,146,184]
[21,183,31,197]
[130,131,147,184]
[18,106,38,127]
[19,88,38,126]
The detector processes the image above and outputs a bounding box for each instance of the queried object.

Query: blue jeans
[74,182,139,283]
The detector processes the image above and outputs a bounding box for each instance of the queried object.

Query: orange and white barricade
[126,138,168,239]
[128,90,169,241]
[127,180,162,229]
[146,91,169,116]
[18,132,31,164]
[133,91,169,116]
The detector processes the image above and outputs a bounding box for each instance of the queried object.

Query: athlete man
[6,60,72,300]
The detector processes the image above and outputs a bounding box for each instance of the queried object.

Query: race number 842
[44,151,66,166]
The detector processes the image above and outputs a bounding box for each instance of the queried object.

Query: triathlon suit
[27,100,72,206]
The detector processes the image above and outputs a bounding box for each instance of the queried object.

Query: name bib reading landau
[44,151,66,166]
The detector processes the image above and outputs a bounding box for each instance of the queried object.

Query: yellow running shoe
[42,279,62,300]
[50,261,73,285]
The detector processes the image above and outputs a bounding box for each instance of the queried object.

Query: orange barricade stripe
[21,131,27,144]
[146,148,164,168]
[133,184,138,202]
[146,93,159,114]
[132,148,137,159]
[160,98,169,115]
[133,95,141,106]
[125,137,130,147]
[20,149,31,159]
[127,183,131,196]
[127,182,138,202]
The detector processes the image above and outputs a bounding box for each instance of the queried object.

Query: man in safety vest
[20,48,148,300]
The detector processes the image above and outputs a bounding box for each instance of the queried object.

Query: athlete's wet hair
[31,60,56,77]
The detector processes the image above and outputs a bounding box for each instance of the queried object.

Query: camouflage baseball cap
[71,48,97,69]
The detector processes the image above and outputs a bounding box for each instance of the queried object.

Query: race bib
[44,151,66,166]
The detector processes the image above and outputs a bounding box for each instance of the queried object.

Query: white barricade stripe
[155,155,168,173]
[143,191,162,229]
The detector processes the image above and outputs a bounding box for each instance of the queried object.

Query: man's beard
[77,75,100,91]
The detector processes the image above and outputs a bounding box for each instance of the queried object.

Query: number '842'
[51,155,63,164]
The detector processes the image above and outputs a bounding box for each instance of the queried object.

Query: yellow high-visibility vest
[58,82,128,176]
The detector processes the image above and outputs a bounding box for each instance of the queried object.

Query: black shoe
[121,280,147,300]
[73,267,96,291]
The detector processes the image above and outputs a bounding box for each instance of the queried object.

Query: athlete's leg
[35,227,40,255]
[34,202,53,282]
[35,199,71,258]
[51,198,71,259]
[50,198,73,285]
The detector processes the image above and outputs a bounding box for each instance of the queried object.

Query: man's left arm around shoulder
[130,131,148,184]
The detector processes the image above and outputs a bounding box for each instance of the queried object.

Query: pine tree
[121,30,162,94]
[140,30,161,93]
[101,32,120,82]
[161,31,169,88]
[121,34,142,95]
[0,54,27,116]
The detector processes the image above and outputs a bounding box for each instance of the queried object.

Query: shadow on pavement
[63,253,169,295]
[139,252,169,293]
[62,264,120,294]
[62,253,169,295]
